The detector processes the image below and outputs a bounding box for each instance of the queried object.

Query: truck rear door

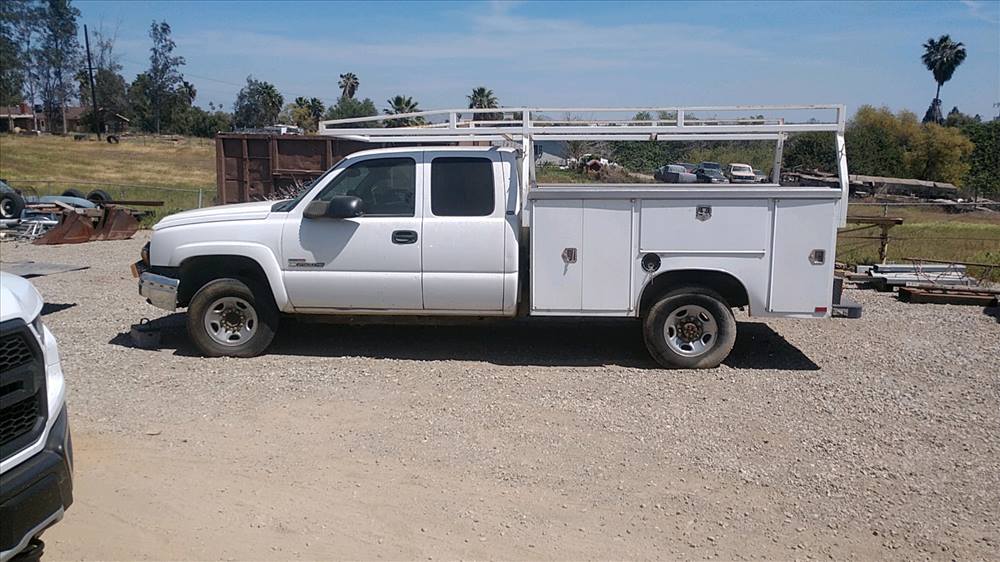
[420,151,506,311]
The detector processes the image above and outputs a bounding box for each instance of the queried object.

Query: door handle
[392,230,418,244]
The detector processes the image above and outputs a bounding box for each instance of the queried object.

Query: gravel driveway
[2,234,998,560]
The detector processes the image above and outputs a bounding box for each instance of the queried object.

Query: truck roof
[345,145,518,160]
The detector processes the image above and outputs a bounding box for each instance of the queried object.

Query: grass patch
[1,134,216,223]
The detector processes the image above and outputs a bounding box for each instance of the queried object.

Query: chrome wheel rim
[664,304,718,357]
[204,297,258,347]
[0,199,14,218]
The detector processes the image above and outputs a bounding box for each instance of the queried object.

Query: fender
[636,266,753,315]
[169,241,291,311]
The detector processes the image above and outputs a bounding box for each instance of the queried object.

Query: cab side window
[430,157,495,217]
[315,157,415,216]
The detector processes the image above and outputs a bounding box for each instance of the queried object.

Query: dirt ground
[2,233,998,560]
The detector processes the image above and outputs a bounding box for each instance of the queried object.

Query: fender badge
[696,206,712,221]
[288,258,325,268]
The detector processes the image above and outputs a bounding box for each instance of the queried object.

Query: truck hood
[0,272,43,323]
[153,200,276,230]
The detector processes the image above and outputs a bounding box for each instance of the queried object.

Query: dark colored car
[698,161,722,172]
[693,168,729,184]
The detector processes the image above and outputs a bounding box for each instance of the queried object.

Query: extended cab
[0,273,73,562]
[135,140,843,369]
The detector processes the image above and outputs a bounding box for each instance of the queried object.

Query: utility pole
[84,25,101,140]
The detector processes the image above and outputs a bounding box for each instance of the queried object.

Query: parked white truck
[134,105,849,369]
[0,273,72,562]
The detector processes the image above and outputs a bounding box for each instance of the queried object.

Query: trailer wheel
[86,189,112,204]
[0,190,25,219]
[643,287,736,369]
[61,188,85,198]
[187,278,278,358]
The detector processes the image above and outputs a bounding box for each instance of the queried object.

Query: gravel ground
[2,233,998,560]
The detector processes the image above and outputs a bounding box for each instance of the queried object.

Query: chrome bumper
[139,272,179,311]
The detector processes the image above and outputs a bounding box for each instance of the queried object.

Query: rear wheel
[643,287,736,369]
[187,278,278,357]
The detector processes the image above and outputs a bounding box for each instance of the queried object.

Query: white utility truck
[1,273,73,561]
[134,105,850,368]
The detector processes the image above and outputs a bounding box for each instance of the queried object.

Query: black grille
[0,332,33,372]
[0,319,46,460]
[0,395,39,448]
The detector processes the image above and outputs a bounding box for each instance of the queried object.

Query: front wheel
[187,278,278,357]
[643,288,737,369]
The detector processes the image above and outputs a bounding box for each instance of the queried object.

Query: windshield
[270,166,339,212]
[732,165,752,173]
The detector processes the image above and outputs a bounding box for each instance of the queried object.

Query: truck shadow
[109,315,819,371]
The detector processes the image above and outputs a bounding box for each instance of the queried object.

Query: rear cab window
[430,157,495,217]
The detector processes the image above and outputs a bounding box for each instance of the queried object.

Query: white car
[728,163,757,183]
[0,273,72,561]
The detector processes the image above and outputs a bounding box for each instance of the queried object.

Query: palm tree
[921,35,967,123]
[467,86,500,121]
[339,73,359,99]
[384,95,424,127]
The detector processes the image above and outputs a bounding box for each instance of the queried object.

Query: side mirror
[303,195,365,219]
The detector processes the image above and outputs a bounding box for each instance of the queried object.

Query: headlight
[141,242,150,266]
[31,314,46,345]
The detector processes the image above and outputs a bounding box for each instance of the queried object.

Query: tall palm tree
[467,86,500,121]
[384,95,424,127]
[339,73,359,99]
[921,35,967,123]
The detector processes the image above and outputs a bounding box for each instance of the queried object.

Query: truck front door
[281,154,424,310]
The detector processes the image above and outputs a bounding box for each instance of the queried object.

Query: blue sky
[76,0,1000,118]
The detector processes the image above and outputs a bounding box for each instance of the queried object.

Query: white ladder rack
[318,105,850,225]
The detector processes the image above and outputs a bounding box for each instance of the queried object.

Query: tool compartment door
[768,199,837,314]
[530,199,633,314]
[531,199,583,311]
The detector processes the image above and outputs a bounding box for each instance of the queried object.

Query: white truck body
[137,105,850,367]
[0,273,73,561]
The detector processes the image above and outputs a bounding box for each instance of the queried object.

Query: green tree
[232,75,283,129]
[383,94,424,127]
[632,111,652,122]
[338,72,358,99]
[75,28,129,133]
[944,106,981,128]
[9,0,45,130]
[845,105,920,177]
[0,0,28,123]
[907,123,973,185]
[38,0,80,133]
[147,21,185,134]
[920,34,966,124]
[782,132,837,173]
[323,95,378,127]
[961,121,1000,200]
[467,86,500,121]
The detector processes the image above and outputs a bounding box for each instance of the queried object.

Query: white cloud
[961,0,1000,24]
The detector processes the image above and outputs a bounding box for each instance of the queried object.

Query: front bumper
[0,406,72,562]
[137,266,179,312]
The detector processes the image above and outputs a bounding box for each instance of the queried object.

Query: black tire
[61,188,85,198]
[86,189,112,204]
[0,190,25,219]
[186,278,278,358]
[642,287,737,369]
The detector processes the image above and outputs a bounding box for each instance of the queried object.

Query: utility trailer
[135,105,850,368]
